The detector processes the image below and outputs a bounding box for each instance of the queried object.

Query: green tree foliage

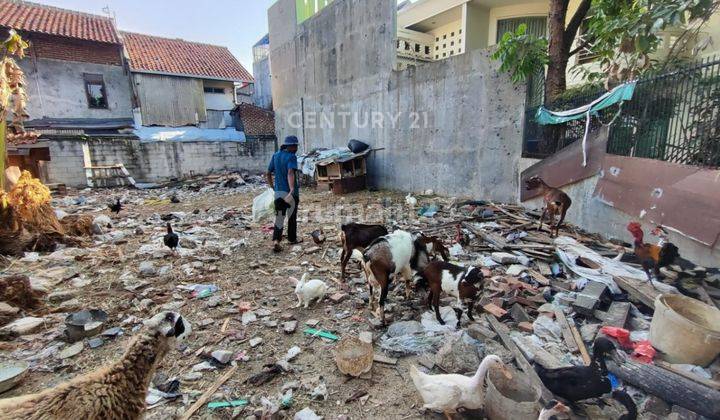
[579,0,718,83]
[491,24,549,84]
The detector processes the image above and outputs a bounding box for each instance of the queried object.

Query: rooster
[626,222,679,287]
[164,223,179,253]
[455,224,469,247]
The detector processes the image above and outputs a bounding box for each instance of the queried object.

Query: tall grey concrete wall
[46,138,276,187]
[253,57,273,109]
[20,57,133,120]
[268,0,525,202]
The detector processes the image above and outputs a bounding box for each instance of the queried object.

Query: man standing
[266,136,301,252]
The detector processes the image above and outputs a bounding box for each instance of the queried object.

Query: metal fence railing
[523,56,720,168]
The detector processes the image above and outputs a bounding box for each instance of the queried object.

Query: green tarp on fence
[536,82,637,125]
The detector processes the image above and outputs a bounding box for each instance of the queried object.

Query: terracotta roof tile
[121,31,252,82]
[236,103,275,137]
[0,0,119,44]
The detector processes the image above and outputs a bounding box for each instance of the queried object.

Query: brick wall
[45,138,277,187]
[28,33,122,66]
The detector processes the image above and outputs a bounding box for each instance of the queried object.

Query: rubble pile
[0,172,718,419]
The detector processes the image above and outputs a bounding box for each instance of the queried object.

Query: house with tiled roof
[0,0,134,127]
[121,31,254,128]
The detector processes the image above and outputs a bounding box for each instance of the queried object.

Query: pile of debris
[0,178,717,420]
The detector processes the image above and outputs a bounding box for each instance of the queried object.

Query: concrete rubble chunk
[139,261,158,278]
[47,290,76,304]
[294,407,322,420]
[3,317,46,335]
[58,341,84,359]
[0,302,19,315]
[249,337,263,347]
[211,350,234,364]
[241,311,257,325]
[434,332,482,374]
[283,321,298,334]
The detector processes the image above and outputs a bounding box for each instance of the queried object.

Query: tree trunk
[545,0,570,104]
[607,358,720,419]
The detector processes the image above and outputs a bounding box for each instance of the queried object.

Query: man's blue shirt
[268,149,299,194]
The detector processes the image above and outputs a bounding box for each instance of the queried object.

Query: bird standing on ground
[170,194,180,204]
[163,223,179,253]
[410,355,511,420]
[108,198,122,215]
[534,337,616,403]
[626,222,679,288]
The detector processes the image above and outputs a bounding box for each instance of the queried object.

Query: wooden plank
[607,357,720,419]
[554,310,579,353]
[614,276,660,309]
[486,315,553,403]
[180,365,239,420]
[570,323,591,365]
[462,222,508,250]
[527,269,550,286]
[483,303,508,318]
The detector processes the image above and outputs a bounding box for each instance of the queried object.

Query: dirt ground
[2,174,717,420]
[0,178,464,420]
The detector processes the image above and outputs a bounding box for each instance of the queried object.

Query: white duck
[409,354,510,420]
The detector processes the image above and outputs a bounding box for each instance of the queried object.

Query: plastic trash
[532,315,563,342]
[449,243,464,257]
[303,328,339,340]
[348,139,370,153]
[379,334,444,356]
[208,400,249,409]
[418,204,439,217]
[252,188,275,222]
[178,284,219,298]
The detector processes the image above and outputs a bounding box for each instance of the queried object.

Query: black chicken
[163,223,179,252]
[108,198,122,214]
[170,194,181,204]
[534,337,616,402]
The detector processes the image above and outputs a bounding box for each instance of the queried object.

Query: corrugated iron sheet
[594,155,720,247]
[135,73,206,127]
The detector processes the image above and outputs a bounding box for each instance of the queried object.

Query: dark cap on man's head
[282,136,299,149]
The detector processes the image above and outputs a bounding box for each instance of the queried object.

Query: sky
[30,0,277,72]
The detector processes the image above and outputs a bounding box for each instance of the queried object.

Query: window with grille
[84,73,108,109]
[496,16,548,43]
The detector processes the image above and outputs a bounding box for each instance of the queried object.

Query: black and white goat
[360,230,431,324]
[421,261,485,328]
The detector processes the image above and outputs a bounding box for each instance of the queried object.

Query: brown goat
[339,223,388,279]
[421,261,484,328]
[525,176,572,237]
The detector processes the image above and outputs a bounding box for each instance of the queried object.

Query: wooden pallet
[82,143,136,188]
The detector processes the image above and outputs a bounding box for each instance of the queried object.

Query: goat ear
[170,315,186,337]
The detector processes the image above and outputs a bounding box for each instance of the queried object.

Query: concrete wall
[253,57,273,109]
[269,0,525,202]
[203,80,237,111]
[45,138,276,187]
[20,57,133,120]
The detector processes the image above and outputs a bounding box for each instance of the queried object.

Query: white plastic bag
[252,188,275,222]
